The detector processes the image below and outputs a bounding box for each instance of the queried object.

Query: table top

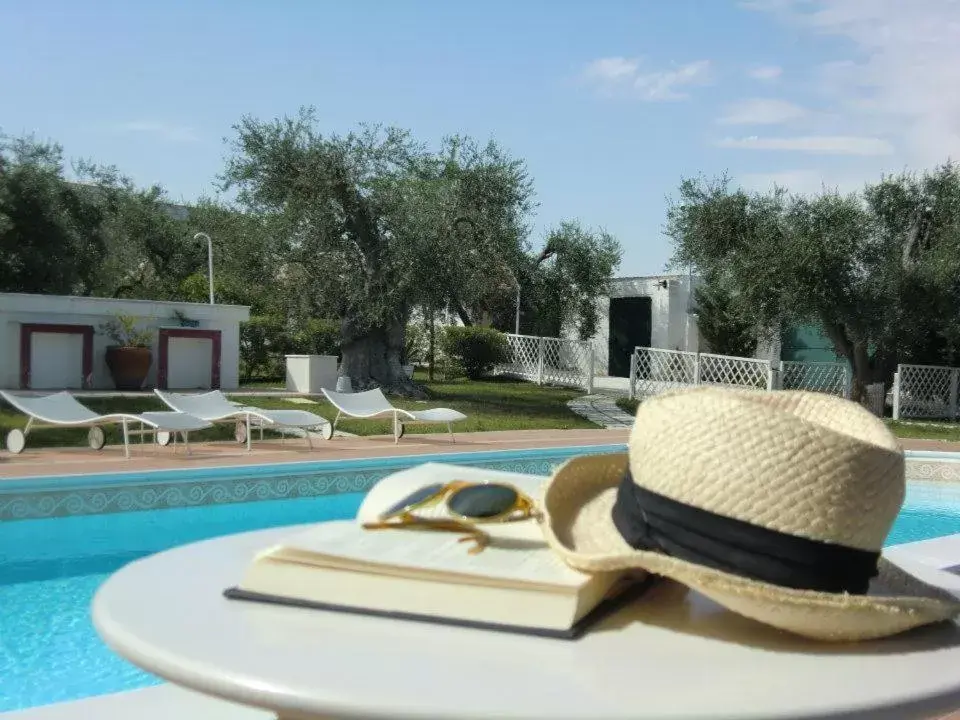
[92,524,960,720]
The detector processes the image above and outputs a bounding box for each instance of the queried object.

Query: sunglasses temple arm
[361,517,491,553]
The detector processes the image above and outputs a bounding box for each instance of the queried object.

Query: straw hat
[539,385,960,641]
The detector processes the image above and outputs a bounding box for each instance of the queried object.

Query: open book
[224,462,650,638]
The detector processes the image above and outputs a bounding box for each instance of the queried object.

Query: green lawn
[885,421,960,442]
[0,375,597,450]
[616,398,960,443]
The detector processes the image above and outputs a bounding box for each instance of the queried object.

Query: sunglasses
[361,480,538,554]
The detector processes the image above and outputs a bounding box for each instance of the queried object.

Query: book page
[270,519,594,590]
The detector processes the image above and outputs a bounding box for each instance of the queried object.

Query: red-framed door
[19,323,95,389]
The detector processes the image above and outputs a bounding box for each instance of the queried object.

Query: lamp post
[194,232,214,304]
[514,284,521,335]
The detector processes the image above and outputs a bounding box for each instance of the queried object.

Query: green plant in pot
[101,315,154,390]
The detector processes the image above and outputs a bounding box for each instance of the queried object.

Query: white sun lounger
[154,389,333,451]
[0,390,213,458]
[321,387,467,444]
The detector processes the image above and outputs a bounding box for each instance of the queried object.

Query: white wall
[568,274,704,377]
[567,271,790,375]
[0,293,250,391]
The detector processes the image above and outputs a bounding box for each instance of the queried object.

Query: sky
[2,0,959,278]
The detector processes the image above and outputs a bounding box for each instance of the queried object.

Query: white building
[0,293,250,391]
[569,273,779,378]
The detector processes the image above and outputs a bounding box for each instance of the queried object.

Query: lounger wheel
[234,420,247,444]
[87,426,106,451]
[156,431,172,447]
[321,422,334,440]
[5,428,25,454]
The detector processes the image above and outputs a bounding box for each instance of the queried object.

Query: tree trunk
[339,315,427,399]
[821,320,873,403]
[450,294,474,326]
[849,340,873,404]
[427,305,435,382]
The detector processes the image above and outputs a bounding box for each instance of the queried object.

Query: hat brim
[540,453,960,641]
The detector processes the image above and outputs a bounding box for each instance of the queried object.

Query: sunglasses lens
[447,484,518,519]
[381,483,445,517]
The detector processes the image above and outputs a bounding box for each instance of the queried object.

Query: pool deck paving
[0,428,631,479]
[1,429,960,480]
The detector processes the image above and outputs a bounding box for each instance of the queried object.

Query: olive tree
[220,108,535,396]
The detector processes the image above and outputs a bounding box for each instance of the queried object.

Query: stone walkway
[567,394,635,429]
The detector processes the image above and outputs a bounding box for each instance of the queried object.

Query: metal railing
[629,347,851,401]
[493,333,595,392]
[892,363,959,420]
[699,351,772,390]
[629,347,697,400]
[779,360,851,397]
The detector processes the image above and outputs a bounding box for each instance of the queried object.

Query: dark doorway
[608,296,652,377]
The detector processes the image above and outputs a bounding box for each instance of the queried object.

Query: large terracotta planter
[105,346,153,390]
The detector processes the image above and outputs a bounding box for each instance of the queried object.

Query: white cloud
[716,134,894,155]
[581,57,640,83]
[580,57,711,101]
[748,65,783,80]
[634,60,712,100]
[743,0,960,168]
[718,98,806,124]
[112,121,199,143]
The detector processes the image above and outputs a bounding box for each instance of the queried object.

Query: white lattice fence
[698,352,772,390]
[493,333,595,391]
[496,334,539,378]
[778,361,850,397]
[629,347,697,400]
[893,364,959,420]
[628,349,856,401]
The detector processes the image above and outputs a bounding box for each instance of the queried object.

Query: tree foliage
[0,123,620,394]
[665,166,960,398]
[692,275,758,358]
[217,108,544,394]
[521,221,622,340]
[0,135,108,295]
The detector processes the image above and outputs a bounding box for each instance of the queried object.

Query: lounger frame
[321,388,467,444]
[153,390,333,451]
[0,390,209,458]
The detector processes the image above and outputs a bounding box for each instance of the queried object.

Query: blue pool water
[2,445,960,712]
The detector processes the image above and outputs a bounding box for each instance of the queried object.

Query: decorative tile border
[0,456,576,521]
[3,448,951,522]
[904,459,960,484]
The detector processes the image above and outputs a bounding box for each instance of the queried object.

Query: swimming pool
[2,445,960,712]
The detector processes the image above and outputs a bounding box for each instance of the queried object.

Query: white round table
[92,525,960,720]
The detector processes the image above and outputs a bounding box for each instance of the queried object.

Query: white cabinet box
[285,354,338,393]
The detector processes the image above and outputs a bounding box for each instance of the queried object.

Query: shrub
[440,326,509,380]
[290,318,340,357]
[240,316,343,381]
[239,315,289,380]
